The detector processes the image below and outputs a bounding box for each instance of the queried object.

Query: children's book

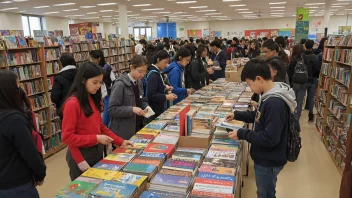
[153,134,179,145]
[144,143,175,157]
[16,36,28,48]
[81,168,118,180]
[163,159,197,172]
[140,190,187,198]
[198,164,235,176]
[123,162,157,174]
[143,106,155,118]
[139,152,167,159]
[55,177,102,198]
[202,158,237,168]
[88,181,137,198]
[175,147,206,155]
[111,172,147,187]
[191,190,234,198]
[172,151,202,162]
[4,36,18,49]
[112,147,142,155]
[151,173,191,188]
[92,160,124,171]
[104,153,136,162]
[159,168,193,178]
[131,157,163,167]
[197,172,236,182]
[206,149,237,160]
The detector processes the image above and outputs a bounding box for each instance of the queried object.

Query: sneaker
[308,113,314,122]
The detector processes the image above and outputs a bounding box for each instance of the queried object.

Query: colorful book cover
[197,172,236,182]
[130,138,152,144]
[4,36,18,49]
[144,143,175,157]
[88,181,137,198]
[55,177,102,198]
[193,182,233,194]
[140,190,187,198]
[163,159,197,172]
[112,148,142,155]
[139,152,167,159]
[210,144,238,151]
[191,190,234,198]
[203,158,237,168]
[81,168,118,180]
[159,168,193,178]
[16,36,27,48]
[112,172,147,187]
[206,150,237,160]
[172,151,202,161]
[92,162,122,171]
[137,129,160,136]
[153,134,179,145]
[199,164,235,176]
[130,134,155,140]
[123,162,157,174]
[145,120,168,130]
[176,147,205,155]
[195,177,233,186]
[131,157,162,166]
[104,153,136,162]
[151,173,191,188]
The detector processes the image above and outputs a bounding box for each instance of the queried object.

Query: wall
[44,16,69,36]
[0,12,23,30]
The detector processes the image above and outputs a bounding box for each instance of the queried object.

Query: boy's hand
[225,113,234,121]
[228,130,239,140]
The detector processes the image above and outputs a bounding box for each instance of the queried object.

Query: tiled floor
[38,111,341,198]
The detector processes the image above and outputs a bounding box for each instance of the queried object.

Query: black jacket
[210,50,227,80]
[248,50,260,59]
[102,64,113,96]
[304,51,320,78]
[0,111,46,189]
[189,58,209,90]
[146,66,167,119]
[51,66,77,110]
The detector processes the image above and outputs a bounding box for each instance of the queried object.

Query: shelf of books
[315,34,352,174]
[1,36,66,159]
[55,79,251,198]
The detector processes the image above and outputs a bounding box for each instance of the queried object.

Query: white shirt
[135,43,143,55]
[127,73,137,84]
[284,49,291,58]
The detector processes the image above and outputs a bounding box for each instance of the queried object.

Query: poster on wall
[226,31,243,39]
[69,23,92,36]
[48,31,54,37]
[92,26,97,34]
[69,27,79,36]
[250,32,256,38]
[338,26,351,35]
[270,30,278,37]
[202,29,209,37]
[54,30,63,37]
[278,28,295,37]
[10,30,24,37]
[245,29,274,38]
[33,30,47,37]
[187,29,202,38]
[294,7,310,44]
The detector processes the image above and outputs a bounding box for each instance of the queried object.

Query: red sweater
[62,96,124,164]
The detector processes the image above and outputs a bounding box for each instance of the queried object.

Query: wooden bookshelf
[315,35,352,174]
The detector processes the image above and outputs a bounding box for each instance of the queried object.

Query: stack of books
[55,176,103,198]
[88,180,138,198]
[145,120,168,130]
[129,133,155,149]
[92,153,137,171]
[111,172,147,188]
[140,190,188,198]
[122,160,158,181]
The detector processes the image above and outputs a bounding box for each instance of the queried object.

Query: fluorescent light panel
[63,9,79,11]
[0,1,12,3]
[196,10,216,12]
[34,5,50,8]
[205,13,222,15]
[87,12,97,14]
[239,11,253,13]
[189,6,208,8]
[53,3,76,6]
[305,3,325,5]
[153,12,171,14]
[133,4,151,6]
[0,7,18,10]
[229,4,246,7]
[97,3,117,6]
[269,2,286,4]
[223,0,241,2]
[235,8,249,10]
[80,6,96,8]
[176,1,196,4]
[141,8,164,11]
[270,6,285,9]
[44,12,60,14]
[100,10,113,12]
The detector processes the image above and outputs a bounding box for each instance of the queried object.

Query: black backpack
[292,55,309,84]
[286,104,302,162]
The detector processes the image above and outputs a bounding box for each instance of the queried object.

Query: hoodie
[163,61,187,104]
[234,82,297,167]
[51,65,77,111]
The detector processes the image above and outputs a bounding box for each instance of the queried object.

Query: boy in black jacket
[51,54,77,112]
[226,58,296,198]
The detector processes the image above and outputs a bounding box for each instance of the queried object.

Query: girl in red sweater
[61,62,133,180]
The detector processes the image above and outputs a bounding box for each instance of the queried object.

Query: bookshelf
[315,34,352,174]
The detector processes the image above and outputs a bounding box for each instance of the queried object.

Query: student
[262,39,280,61]
[0,70,46,197]
[62,62,133,180]
[300,39,307,45]
[51,54,77,113]
[135,39,147,55]
[304,40,321,122]
[144,44,156,65]
[90,50,115,127]
[210,40,227,80]
[226,58,296,198]
[163,47,194,104]
[275,36,290,63]
[109,55,149,140]
[247,40,261,59]
[146,50,177,120]
[315,37,327,55]
[189,45,215,90]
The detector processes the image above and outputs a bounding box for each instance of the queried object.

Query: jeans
[254,163,284,198]
[292,82,309,119]
[102,95,110,127]
[307,78,318,114]
[0,182,39,198]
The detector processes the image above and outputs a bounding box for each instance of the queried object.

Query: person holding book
[189,44,214,90]
[146,50,177,120]
[51,54,77,114]
[225,58,296,198]
[0,70,46,197]
[109,55,149,140]
[163,47,194,105]
[210,40,227,80]
[61,62,133,180]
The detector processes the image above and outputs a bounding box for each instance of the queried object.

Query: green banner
[295,7,310,44]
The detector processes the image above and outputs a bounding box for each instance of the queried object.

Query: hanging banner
[187,29,202,38]
[294,7,310,44]
[338,26,351,35]
[278,28,295,37]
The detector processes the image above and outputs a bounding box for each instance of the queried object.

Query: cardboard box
[225,66,243,82]
[178,136,211,149]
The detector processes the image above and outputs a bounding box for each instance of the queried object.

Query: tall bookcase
[315,35,352,174]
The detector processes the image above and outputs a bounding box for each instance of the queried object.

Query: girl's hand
[133,107,145,116]
[97,135,113,145]
[122,140,134,147]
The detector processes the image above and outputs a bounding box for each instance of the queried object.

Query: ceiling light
[80,6,96,8]
[307,7,319,8]
[190,6,208,8]
[337,0,352,1]
[180,14,193,16]
[87,12,97,14]
[229,4,246,7]
[270,6,285,9]
[97,3,117,6]
[63,9,79,11]
[132,4,151,6]
[196,10,216,12]
[0,7,18,10]
[292,14,296,16]
[205,13,223,15]
[239,11,253,13]
[331,5,343,7]
[34,5,50,8]
[345,8,352,10]
[305,3,325,5]
[153,12,171,14]
[176,1,196,4]
[174,12,186,14]
[235,8,249,10]
[127,14,140,16]
[332,3,350,5]
[217,18,231,20]
[71,14,84,16]
[210,16,229,17]
[271,15,283,17]
[44,11,60,14]
[13,0,28,2]
[142,8,164,11]
[100,10,113,12]
[269,2,286,4]
[270,12,284,14]
[0,1,12,3]
[223,0,241,2]
[53,3,76,6]
[81,17,99,19]
[310,10,317,11]
[18,10,27,12]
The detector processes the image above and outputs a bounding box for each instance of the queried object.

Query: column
[324,0,332,36]
[118,2,128,38]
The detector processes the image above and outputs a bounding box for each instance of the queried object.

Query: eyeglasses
[136,69,147,74]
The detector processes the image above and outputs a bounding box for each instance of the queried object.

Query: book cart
[315,34,352,175]
[55,78,250,198]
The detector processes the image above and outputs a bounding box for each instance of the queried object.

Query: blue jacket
[163,61,187,104]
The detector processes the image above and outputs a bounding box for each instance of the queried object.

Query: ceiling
[1,0,352,23]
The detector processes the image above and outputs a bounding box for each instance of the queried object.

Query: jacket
[304,51,321,78]
[146,66,167,118]
[189,58,209,90]
[0,111,46,189]
[288,54,313,84]
[51,65,77,110]
[163,61,187,104]
[248,50,260,59]
[235,83,297,167]
[109,73,148,140]
[210,50,227,80]
[102,64,113,96]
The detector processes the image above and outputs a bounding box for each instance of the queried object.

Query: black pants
[66,144,104,181]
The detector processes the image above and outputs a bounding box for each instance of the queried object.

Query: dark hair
[275,36,286,48]
[300,39,306,45]
[262,37,268,41]
[233,37,239,44]
[262,39,280,53]
[164,43,170,50]
[284,36,288,40]
[62,62,104,117]
[249,40,260,54]
[0,70,23,111]
[174,47,191,61]
[90,50,106,67]
[172,41,178,45]
[291,44,305,59]
[318,37,327,50]
[241,58,272,81]
[210,40,221,48]
[189,37,194,43]
[196,39,201,44]
[130,55,149,68]
[163,37,169,44]
[156,39,160,43]
[215,37,219,40]
[184,40,189,44]
[226,40,232,45]
[196,44,207,60]
[60,53,76,67]
[139,39,147,45]
[267,58,287,82]
[305,39,314,50]
[146,44,155,51]
[19,87,35,130]
[185,44,195,59]
[153,50,170,64]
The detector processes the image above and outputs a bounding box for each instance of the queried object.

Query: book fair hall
[0,0,352,197]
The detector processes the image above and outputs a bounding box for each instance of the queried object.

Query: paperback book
[112,147,143,155]
[55,177,102,198]
[191,190,234,198]
[144,143,175,157]
[175,147,206,155]
[140,190,188,198]
[153,134,179,145]
[151,173,192,190]
[193,178,234,194]
[104,153,136,162]
[199,164,235,176]
[111,172,147,187]
[203,158,237,168]
[197,172,236,182]
[159,168,193,178]
[206,149,237,160]
[172,151,202,162]
[131,157,163,167]
[92,160,123,171]
[139,152,167,159]
[88,181,137,198]
[123,162,157,175]
[163,159,197,172]
[81,168,119,180]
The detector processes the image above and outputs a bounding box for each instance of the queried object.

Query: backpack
[292,56,309,84]
[286,106,302,162]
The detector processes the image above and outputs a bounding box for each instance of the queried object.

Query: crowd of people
[0,34,326,198]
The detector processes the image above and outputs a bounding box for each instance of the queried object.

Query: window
[133,27,152,40]
[21,15,43,37]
